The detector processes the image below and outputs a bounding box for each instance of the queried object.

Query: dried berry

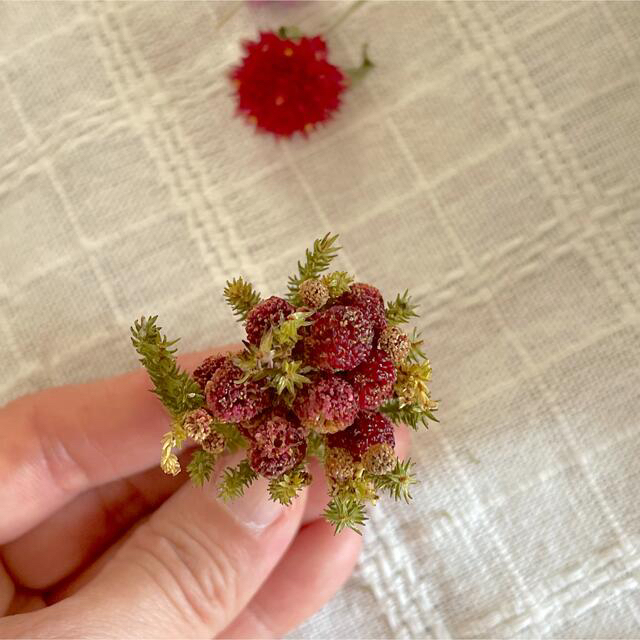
[245,296,295,345]
[183,408,214,443]
[337,283,387,336]
[325,446,356,484]
[293,375,358,433]
[248,410,307,477]
[205,360,270,422]
[362,442,396,475]
[345,348,396,410]
[201,430,225,456]
[299,278,330,309]
[193,354,227,390]
[305,305,374,371]
[231,31,346,137]
[378,325,410,364]
[327,411,395,461]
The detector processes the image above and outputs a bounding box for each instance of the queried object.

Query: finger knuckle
[123,517,244,630]
[30,401,91,495]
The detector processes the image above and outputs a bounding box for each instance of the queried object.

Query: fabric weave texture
[1,1,639,637]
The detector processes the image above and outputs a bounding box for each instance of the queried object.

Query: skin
[0,346,409,638]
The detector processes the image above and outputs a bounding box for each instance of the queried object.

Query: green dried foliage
[306,431,326,462]
[213,422,247,454]
[187,449,217,487]
[287,233,340,304]
[268,467,312,506]
[234,312,314,404]
[345,43,375,86]
[130,316,203,420]
[277,25,303,40]
[407,327,427,363]
[380,398,439,429]
[322,271,353,298]
[218,459,258,501]
[224,277,261,321]
[272,311,313,350]
[269,360,313,400]
[324,495,368,535]
[395,360,433,407]
[373,458,416,503]
[233,331,275,382]
[386,290,419,325]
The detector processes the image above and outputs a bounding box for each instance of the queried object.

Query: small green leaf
[224,277,261,322]
[130,316,203,420]
[268,466,312,506]
[345,44,374,87]
[218,459,257,501]
[272,311,313,350]
[306,431,326,462]
[373,459,416,503]
[385,290,419,325]
[380,399,438,429]
[324,495,367,535]
[277,25,303,40]
[407,327,427,363]
[213,422,247,454]
[287,234,341,304]
[187,450,217,487]
[322,271,353,298]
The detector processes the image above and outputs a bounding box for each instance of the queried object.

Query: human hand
[0,347,409,638]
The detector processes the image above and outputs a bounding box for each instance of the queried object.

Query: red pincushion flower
[231,31,347,137]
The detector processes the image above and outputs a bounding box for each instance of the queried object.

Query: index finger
[0,347,233,544]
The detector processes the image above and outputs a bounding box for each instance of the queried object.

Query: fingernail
[222,477,285,530]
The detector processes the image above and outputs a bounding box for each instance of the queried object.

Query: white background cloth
[1,1,639,637]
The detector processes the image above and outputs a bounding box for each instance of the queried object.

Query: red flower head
[231,30,347,137]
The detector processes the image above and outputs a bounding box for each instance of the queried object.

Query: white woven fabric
[1,1,639,637]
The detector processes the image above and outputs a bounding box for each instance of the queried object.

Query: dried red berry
[324,446,356,484]
[345,348,396,410]
[338,283,387,336]
[245,296,295,345]
[193,354,227,390]
[378,325,410,364]
[327,411,395,461]
[205,360,269,422]
[293,375,358,433]
[183,408,214,443]
[299,278,330,309]
[305,305,374,371]
[231,31,347,137]
[362,442,396,475]
[248,410,307,477]
[201,430,226,456]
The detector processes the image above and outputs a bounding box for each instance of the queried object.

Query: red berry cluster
[194,280,406,480]
[137,234,434,531]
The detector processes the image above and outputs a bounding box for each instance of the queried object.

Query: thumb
[5,475,306,638]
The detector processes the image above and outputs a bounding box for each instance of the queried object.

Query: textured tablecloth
[1,1,639,637]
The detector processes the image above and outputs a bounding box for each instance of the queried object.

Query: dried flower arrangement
[131,235,437,533]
